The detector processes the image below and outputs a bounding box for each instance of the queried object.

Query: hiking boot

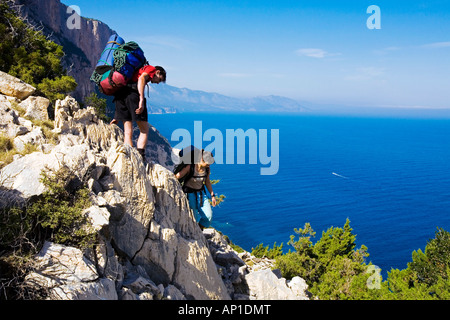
[137,148,146,163]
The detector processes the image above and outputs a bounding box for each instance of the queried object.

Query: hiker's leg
[136,121,149,150]
[187,193,201,223]
[123,121,133,147]
[198,198,213,228]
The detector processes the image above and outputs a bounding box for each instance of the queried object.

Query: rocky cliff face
[0,72,311,300]
[12,0,114,101]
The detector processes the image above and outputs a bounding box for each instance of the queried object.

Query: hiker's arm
[136,73,149,115]
[205,173,217,207]
[175,165,191,180]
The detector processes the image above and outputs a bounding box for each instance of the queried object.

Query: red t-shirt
[132,65,157,83]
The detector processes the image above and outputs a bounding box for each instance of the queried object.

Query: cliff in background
[12,0,114,101]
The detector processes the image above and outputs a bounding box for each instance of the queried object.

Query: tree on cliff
[253,220,450,300]
[0,1,77,102]
[271,219,375,299]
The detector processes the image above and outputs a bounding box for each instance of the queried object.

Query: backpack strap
[107,70,117,88]
[182,184,206,194]
[184,164,196,184]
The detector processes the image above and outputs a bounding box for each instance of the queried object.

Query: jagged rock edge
[0,71,310,300]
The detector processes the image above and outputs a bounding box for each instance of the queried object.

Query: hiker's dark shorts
[113,86,148,123]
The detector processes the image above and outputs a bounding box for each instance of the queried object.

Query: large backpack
[95,34,125,68]
[174,146,209,188]
[90,35,148,96]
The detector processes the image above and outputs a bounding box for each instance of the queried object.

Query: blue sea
[151,112,450,277]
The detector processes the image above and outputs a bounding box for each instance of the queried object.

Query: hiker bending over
[175,150,217,229]
[110,65,166,162]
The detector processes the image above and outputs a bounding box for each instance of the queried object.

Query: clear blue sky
[63,0,450,110]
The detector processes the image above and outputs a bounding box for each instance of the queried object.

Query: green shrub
[254,219,373,299]
[0,165,95,299]
[0,134,13,151]
[253,220,450,300]
[26,166,95,247]
[275,251,321,282]
[251,242,284,259]
[381,228,450,300]
[36,75,78,102]
[0,2,77,102]
[409,228,450,286]
[83,92,111,123]
[0,134,45,169]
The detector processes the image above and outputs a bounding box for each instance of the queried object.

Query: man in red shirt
[111,65,166,163]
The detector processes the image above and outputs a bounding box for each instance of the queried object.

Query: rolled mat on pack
[90,34,125,85]
[96,34,125,68]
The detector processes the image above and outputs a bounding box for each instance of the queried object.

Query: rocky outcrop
[0,71,36,100]
[19,96,51,121]
[0,73,310,300]
[25,241,119,300]
[245,270,310,300]
[0,73,54,172]
[203,228,311,300]
[2,94,229,300]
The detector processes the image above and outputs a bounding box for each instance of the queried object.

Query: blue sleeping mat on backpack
[95,34,125,68]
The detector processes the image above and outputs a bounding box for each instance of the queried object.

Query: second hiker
[175,149,217,230]
[111,65,166,162]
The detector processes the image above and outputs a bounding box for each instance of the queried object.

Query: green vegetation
[0,1,77,102]
[26,166,96,248]
[251,242,284,260]
[251,220,450,300]
[83,92,111,123]
[0,165,95,299]
[0,133,41,169]
[210,179,226,206]
[0,134,13,152]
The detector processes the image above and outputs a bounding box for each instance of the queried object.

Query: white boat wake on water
[332,172,350,180]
